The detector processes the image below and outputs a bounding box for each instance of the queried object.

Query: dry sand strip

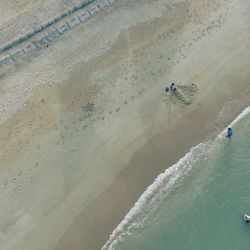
[0,0,112,66]
[0,0,95,49]
[0,0,250,250]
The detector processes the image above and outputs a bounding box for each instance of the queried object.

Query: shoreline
[103,107,250,250]
[54,82,250,250]
[0,0,250,249]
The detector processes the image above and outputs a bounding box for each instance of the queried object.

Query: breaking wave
[102,106,250,250]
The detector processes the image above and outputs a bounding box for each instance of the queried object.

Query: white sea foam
[102,106,250,250]
[102,142,209,250]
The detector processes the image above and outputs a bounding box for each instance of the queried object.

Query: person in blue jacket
[226,127,233,138]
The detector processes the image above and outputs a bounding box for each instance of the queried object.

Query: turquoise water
[105,108,250,250]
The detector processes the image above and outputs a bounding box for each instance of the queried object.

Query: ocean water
[103,107,250,250]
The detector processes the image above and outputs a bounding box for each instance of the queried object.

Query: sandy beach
[0,0,250,249]
[0,0,86,47]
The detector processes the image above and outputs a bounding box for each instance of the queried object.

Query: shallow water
[111,109,250,250]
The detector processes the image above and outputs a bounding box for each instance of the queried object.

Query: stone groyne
[0,0,114,68]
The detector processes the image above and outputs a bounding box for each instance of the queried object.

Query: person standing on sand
[170,83,177,91]
[165,83,177,93]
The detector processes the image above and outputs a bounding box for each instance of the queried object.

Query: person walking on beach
[226,127,233,138]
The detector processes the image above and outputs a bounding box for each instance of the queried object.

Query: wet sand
[55,77,250,250]
[0,0,250,249]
